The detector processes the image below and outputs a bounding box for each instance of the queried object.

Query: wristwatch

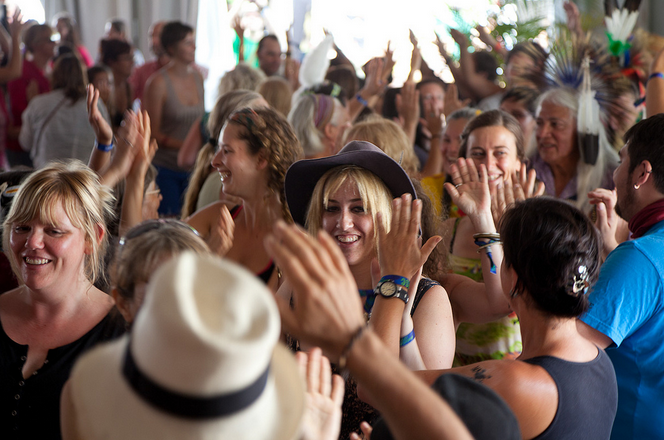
[374,279,409,304]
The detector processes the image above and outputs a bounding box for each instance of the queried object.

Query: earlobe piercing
[634,184,640,190]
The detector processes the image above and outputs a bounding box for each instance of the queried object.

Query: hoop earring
[634,184,640,190]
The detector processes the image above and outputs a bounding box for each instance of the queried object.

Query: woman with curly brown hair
[186,107,303,291]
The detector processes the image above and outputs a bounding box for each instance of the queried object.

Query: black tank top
[523,349,617,440]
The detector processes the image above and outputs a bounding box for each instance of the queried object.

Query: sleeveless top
[229,205,275,284]
[339,277,441,440]
[523,350,618,440]
[152,69,204,171]
[449,218,522,366]
[0,309,126,440]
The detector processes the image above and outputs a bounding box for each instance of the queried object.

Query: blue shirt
[581,220,664,440]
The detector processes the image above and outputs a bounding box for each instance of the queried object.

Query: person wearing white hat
[61,252,308,440]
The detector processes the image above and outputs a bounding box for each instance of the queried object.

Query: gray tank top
[152,69,204,171]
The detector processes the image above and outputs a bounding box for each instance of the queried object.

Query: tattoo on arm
[471,365,492,383]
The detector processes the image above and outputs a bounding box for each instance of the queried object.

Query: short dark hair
[304,81,347,106]
[23,24,52,53]
[506,41,548,70]
[459,109,525,160]
[87,65,110,83]
[100,39,132,65]
[160,21,193,56]
[416,77,447,92]
[625,113,664,193]
[325,65,359,102]
[500,197,600,318]
[473,51,498,82]
[257,34,279,53]
[501,86,540,116]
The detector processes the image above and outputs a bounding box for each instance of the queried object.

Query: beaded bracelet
[400,329,415,347]
[355,93,369,107]
[379,275,410,289]
[338,325,369,369]
[95,140,114,152]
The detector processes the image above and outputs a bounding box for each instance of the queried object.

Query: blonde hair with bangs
[2,160,115,285]
[305,166,393,252]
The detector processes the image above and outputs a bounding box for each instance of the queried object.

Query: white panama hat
[67,252,305,439]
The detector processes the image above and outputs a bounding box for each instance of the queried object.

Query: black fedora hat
[284,141,416,226]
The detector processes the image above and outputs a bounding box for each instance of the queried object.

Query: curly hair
[227,107,303,221]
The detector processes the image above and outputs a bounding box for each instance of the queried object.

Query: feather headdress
[536,35,632,151]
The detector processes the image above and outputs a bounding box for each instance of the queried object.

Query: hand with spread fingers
[377,194,442,279]
[206,204,235,257]
[264,222,365,361]
[445,158,491,216]
[491,165,544,224]
[296,348,345,440]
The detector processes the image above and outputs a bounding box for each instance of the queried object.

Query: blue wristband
[400,329,415,347]
[649,72,664,83]
[355,93,369,107]
[379,275,410,289]
[95,140,114,152]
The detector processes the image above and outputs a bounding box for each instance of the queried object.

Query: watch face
[380,281,397,297]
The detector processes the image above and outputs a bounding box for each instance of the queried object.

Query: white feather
[298,34,335,88]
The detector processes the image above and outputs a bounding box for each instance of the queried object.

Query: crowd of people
[0,1,663,439]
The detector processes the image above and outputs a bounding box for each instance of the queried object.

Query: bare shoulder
[185,201,230,237]
[454,359,557,438]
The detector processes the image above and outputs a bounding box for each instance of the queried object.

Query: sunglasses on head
[118,219,199,247]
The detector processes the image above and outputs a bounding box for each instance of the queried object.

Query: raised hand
[515,163,545,199]
[87,84,113,145]
[376,194,442,279]
[8,8,24,39]
[588,188,627,258]
[449,28,468,48]
[395,80,420,140]
[350,422,373,440]
[206,204,235,257]
[264,222,365,361]
[442,83,471,117]
[296,348,345,440]
[381,40,395,84]
[563,1,583,39]
[444,158,491,218]
[361,57,386,99]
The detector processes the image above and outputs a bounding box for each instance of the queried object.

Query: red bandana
[628,199,664,238]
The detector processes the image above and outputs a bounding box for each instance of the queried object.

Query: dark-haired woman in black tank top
[416,197,617,440]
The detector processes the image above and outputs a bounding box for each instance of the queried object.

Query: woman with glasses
[0,160,125,439]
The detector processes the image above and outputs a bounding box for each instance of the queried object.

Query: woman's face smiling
[466,125,521,188]
[212,123,265,199]
[321,179,375,268]
[9,202,89,292]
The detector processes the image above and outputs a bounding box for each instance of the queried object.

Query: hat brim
[68,336,305,440]
[285,143,416,226]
